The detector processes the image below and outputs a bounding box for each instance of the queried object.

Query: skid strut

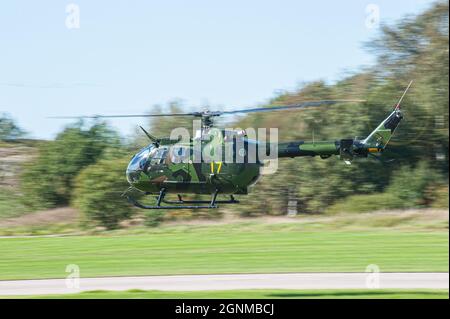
[126,189,238,210]
[162,194,239,205]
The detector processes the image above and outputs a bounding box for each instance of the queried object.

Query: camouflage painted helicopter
[55,82,411,209]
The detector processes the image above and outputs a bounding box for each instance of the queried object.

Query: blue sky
[0,0,434,139]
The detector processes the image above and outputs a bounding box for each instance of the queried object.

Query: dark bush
[73,156,133,230]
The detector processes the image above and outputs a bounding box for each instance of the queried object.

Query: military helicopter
[54,82,412,209]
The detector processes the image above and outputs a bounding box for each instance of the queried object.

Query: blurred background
[1,0,447,229]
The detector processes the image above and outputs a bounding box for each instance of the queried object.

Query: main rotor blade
[49,100,365,119]
[48,112,201,119]
[220,100,366,115]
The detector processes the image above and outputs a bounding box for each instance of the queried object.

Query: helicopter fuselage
[126,135,264,195]
[124,132,369,195]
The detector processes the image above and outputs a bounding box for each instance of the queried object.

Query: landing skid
[125,188,239,209]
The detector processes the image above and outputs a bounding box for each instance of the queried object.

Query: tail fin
[362,81,412,150]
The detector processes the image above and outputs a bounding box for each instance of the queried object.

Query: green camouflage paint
[127,107,403,195]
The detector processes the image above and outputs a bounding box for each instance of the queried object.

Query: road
[0,273,448,296]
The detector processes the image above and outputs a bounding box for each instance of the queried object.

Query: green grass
[0,222,447,280]
[10,289,449,299]
[0,222,80,237]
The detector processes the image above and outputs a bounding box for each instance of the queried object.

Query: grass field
[0,219,447,280]
[11,289,449,299]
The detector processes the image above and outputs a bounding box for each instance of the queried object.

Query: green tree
[0,114,25,140]
[21,121,121,209]
[73,155,133,229]
[386,161,440,207]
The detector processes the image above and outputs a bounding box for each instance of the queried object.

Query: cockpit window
[150,147,168,165]
[127,145,153,171]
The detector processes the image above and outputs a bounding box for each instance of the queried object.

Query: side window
[150,147,168,165]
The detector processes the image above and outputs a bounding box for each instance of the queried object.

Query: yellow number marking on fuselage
[210,162,223,174]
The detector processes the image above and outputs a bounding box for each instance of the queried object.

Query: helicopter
[54,81,412,209]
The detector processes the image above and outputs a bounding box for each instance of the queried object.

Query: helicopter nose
[126,168,142,184]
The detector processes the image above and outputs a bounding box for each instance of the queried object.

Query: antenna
[139,126,160,146]
[395,80,413,110]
